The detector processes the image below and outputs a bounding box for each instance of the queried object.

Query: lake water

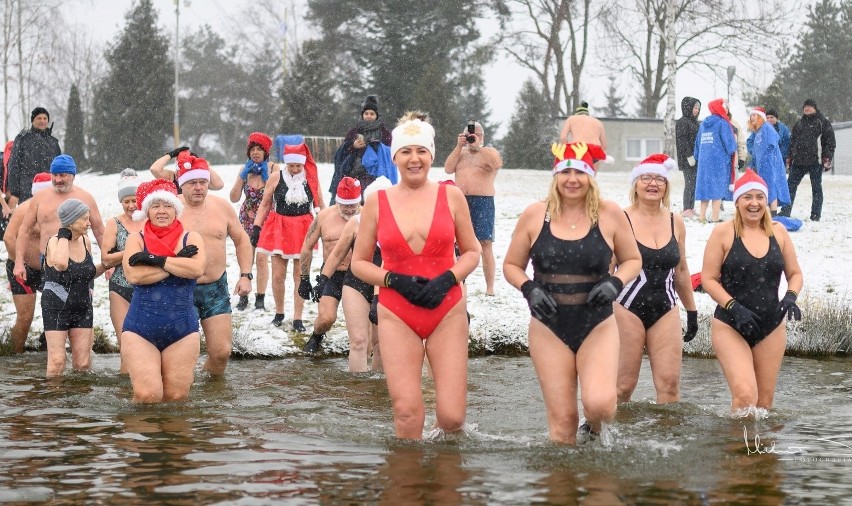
[1,354,851,504]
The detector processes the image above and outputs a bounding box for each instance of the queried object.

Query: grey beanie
[117,168,140,201]
[58,198,90,227]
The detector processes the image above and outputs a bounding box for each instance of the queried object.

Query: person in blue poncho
[694,98,737,223]
[765,109,791,160]
[330,96,393,202]
[746,108,790,215]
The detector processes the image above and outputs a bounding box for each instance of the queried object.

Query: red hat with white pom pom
[631,153,677,183]
[133,178,183,221]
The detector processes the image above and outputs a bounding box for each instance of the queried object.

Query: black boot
[292,319,306,333]
[271,313,285,327]
[254,293,266,310]
[236,295,249,311]
[303,333,324,354]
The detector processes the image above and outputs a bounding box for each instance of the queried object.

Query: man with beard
[150,150,254,375]
[298,177,363,354]
[443,121,503,296]
[14,155,104,284]
[6,107,61,207]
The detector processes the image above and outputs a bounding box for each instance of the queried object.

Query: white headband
[733,181,768,202]
[552,158,595,177]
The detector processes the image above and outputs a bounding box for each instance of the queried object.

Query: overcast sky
[60,0,808,138]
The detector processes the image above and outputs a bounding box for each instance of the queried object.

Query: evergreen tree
[65,84,86,169]
[89,0,172,173]
[603,76,627,118]
[501,80,554,170]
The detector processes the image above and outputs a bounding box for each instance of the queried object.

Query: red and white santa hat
[631,153,676,183]
[733,169,768,202]
[336,176,361,205]
[31,172,52,195]
[282,144,307,165]
[132,178,183,221]
[750,106,767,121]
[551,142,608,177]
[176,151,211,186]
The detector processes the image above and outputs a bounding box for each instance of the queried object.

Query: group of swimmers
[3,110,803,443]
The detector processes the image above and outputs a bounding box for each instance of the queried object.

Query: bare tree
[495,0,598,117]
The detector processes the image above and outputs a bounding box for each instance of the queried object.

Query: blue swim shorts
[465,195,495,242]
[193,272,232,320]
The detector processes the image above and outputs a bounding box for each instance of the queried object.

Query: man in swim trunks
[3,173,51,352]
[443,121,503,295]
[175,152,254,376]
[298,177,362,354]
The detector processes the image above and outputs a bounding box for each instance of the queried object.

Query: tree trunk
[663,0,677,155]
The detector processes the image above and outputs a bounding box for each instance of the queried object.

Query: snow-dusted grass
[1,163,850,357]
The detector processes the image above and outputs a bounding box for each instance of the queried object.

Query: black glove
[107,246,119,254]
[777,291,802,322]
[57,227,72,241]
[683,310,699,342]
[250,225,261,248]
[128,251,167,268]
[313,274,329,302]
[167,146,190,158]
[175,245,198,258]
[412,271,458,309]
[727,301,762,341]
[298,276,314,301]
[737,159,746,171]
[521,280,557,320]
[369,295,379,325]
[385,272,428,304]
[586,275,624,308]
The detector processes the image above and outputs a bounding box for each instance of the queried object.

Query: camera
[465,121,477,144]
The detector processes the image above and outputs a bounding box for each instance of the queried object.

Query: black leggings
[682,168,697,211]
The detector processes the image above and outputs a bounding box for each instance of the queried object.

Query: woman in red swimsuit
[351,112,481,440]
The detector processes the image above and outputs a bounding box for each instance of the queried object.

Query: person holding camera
[444,121,503,296]
[330,96,393,200]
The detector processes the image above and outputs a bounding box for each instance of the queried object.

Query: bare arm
[45,236,69,271]
[253,172,279,228]
[446,186,482,280]
[672,214,697,311]
[606,202,642,285]
[149,154,176,182]
[123,231,206,285]
[229,175,244,203]
[13,196,39,279]
[559,117,572,143]
[321,218,357,278]
[86,198,105,247]
[701,223,734,306]
[481,146,504,171]
[502,203,542,289]
[207,167,225,191]
[3,201,27,257]
[299,215,322,276]
[443,134,467,174]
[775,224,803,294]
[100,218,122,268]
[599,124,608,151]
[350,194,384,285]
[0,196,10,219]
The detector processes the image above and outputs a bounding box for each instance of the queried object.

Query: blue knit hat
[50,154,77,175]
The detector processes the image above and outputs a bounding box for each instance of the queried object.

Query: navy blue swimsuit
[122,233,199,351]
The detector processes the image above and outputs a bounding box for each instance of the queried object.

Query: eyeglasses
[639,175,667,185]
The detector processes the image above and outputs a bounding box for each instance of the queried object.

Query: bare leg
[161,333,201,401]
[45,331,69,377]
[256,251,269,295]
[291,259,304,320]
[109,291,131,373]
[752,326,786,409]
[576,317,619,433]
[645,309,683,403]
[271,256,286,314]
[711,319,758,410]
[614,305,645,403]
[122,331,165,402]
[10,293,36,353]
[529,319,579,443]
[711,200,722,222]
[424,303,469,433]
[699,200,709,222]
[68,327,93,371]
[342,286,370,373]
[480,240,495,295]
[201,314,232,376]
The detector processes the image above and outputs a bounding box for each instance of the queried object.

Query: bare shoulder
[709,220,734,242]
[771,221,792,244]
[210,194,236,215]
[519,200,546,224]
[599,199,624,218]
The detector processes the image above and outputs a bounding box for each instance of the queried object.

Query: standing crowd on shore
[0,96,811,442]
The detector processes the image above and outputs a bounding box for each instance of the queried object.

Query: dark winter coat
[7,126,61,202]
[675,97,701,171]
[789,111,835,166]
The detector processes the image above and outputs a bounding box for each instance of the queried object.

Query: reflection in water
[377,445,472,505]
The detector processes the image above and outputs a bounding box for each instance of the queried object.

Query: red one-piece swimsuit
[377,184,462,339]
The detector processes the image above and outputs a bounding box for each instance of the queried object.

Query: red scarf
[144,219,184,257]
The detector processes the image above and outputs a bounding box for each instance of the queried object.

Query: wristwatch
[240,272,253,280]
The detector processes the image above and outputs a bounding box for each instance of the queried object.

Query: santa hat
[117,168,140,201]
[733,169,768,202]
[176,151,210,187]
[133,179,183,221]
[31,173,52,195]
[631,153,676,183]
[246,132,272,159]
[390,117,436,160]
[550,142,608,177]
[750,107,767,121]
[336,177,361,205]
[283,143,321,209]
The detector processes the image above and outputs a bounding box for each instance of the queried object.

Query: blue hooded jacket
[693,99,737,201]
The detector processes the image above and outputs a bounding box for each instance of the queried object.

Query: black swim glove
[369,295,379,325]
[313,274,329,302]
[298,275,314,301]
[175,245,198,258]
[385,272,428,304]
[727,300,762,341]
[777,291,802,322]
[128,251,167,268]
[412,270,457,309]
[57,227,72,241]
[250,225,262,248]
[167,146,190,158]
[521,280,557,320]
[683,310,699,342]
[586,275,624,308]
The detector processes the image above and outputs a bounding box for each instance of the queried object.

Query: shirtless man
[298,177,362,354]
[4,173,51,352]
[172,152,253,375]
[558,101,607,149]
[14,155,104,282]
[444,122,503,295]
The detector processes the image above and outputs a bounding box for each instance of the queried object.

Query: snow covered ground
[1,163,849,356]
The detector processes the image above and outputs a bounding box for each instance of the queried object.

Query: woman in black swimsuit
[702,170,803,412]
[614,154,698,404]
[504,142,641,443]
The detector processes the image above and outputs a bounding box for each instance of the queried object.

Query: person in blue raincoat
[765,109,791,160]
[746,107,790,214]
[694,98,737,223]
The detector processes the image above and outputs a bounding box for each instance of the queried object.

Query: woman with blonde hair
[746,107,790,214]
[503,142,641,443]
[701,170,802,412]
